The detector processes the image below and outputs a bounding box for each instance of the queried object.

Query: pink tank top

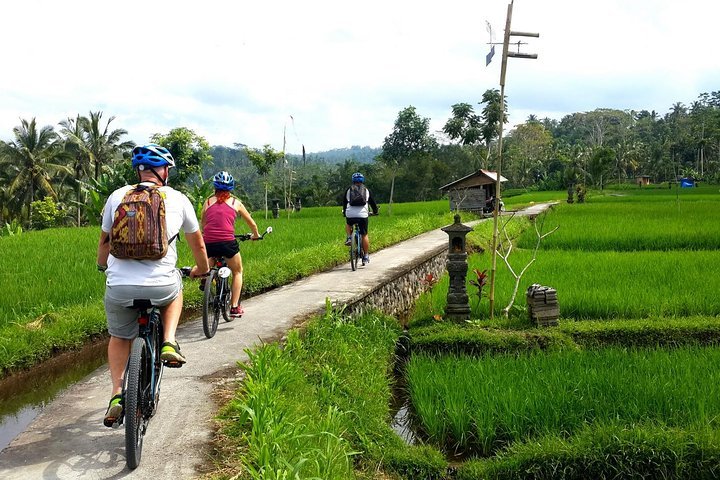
[203,198,237,243]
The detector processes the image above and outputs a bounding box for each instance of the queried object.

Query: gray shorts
[104,275,183,339]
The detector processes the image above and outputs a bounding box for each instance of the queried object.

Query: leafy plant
[469,268,487,302]
[30,197,64,229]
[2,220,23,236]
[184,176,214,220]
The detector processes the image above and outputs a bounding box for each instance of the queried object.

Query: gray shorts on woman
[104,275,183,339]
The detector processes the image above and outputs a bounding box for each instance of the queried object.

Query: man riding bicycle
[96,143,210,427]
[201,171,260,318]
[343,172,378,264]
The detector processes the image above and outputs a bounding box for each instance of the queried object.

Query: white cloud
[1,0,718,153]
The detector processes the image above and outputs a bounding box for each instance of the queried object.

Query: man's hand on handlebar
[189,265,210,279]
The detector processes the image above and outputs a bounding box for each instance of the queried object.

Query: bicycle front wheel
[125,337,149,470]
[202,270,220,338]
[221,275,234,323]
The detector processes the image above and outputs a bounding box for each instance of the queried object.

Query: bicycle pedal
[163,360,184,368]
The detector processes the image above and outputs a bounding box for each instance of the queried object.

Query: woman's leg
[226,254,243,307]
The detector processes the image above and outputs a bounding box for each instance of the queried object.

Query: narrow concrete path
[0,204,554,479]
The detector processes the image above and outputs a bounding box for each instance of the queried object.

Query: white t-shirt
[101,182,200,287]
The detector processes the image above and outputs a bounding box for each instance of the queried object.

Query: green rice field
[517,201,720,251]
[0,200,463,374]
[403,186,720,476]
[407,346,720,455]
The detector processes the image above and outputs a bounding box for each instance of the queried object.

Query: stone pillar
[271,199,280,218]
[441,214,473,320]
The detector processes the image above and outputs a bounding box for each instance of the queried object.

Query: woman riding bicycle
[201,171,260,318]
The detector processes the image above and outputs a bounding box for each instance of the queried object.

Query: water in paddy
[0,339,108,452]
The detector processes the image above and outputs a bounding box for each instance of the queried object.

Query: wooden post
[488,1,539,319]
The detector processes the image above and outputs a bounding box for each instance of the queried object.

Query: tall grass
[407,346,720,455]
[214,309,446,479]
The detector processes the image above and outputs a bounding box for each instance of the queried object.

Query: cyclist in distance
[97,144,210,427]
[201,171,260,318]
[343,172,379,264]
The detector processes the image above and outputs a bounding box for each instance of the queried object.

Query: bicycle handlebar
[235,226,273,241]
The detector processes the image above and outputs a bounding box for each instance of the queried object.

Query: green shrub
[30,197,65,229]
[561,317,720,348]
[409,322,576,356]
[382,444,447,479]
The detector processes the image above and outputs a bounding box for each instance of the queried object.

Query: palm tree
[0,163,10,224]
[0,118,71,224]
[480,88,508,168]
[59,115,94,225]
[82,111,134,180]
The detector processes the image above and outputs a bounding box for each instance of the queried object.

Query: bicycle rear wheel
[202,270,220,338]
[350,230,359,271]
[125,337,148,470]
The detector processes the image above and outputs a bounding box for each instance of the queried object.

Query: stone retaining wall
[344,247,448,317]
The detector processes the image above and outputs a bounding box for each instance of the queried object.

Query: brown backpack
[110,185,169,260]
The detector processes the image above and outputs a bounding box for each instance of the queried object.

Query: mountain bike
[202,226,272,338]
[349,213,376,271]
[121,267,191,470]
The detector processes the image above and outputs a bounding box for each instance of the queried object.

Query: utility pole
[488,0,539,319]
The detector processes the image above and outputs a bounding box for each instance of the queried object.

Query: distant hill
[210,145,381,168]
[290,145,381,165]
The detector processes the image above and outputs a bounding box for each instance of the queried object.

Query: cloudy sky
[1,0,718,154]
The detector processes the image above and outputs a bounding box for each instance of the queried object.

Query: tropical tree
[380,106,437,214]
[76,111,134,181]
[587,146,616,188]
[0,118,71,225]
[244,144,284,219]
[58,115,93,225]
[505,121,553,187]
[0,163,10,224]
[479,88,508,168]
[151,127,212,187]
[443,89,507,170]
[442,102,486,171]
